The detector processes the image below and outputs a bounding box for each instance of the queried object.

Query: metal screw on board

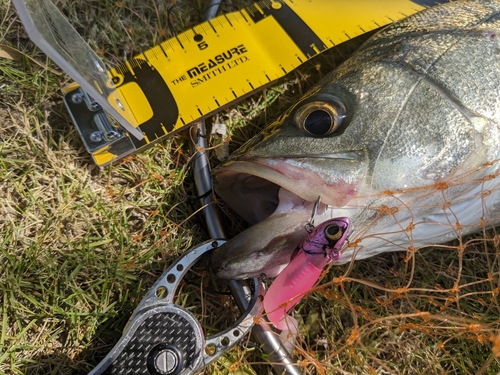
[89,131,103,143]
[71,93,83,104]
[147,344,184,375]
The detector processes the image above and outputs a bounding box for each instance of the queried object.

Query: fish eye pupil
[294,97,346,136]
[303,109,333,136]
[325,224,342,241]
[326,225,339,236]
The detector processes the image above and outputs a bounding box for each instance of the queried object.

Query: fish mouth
[211,151,368,279]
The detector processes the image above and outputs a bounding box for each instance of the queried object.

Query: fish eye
[294,97,346,136]
[324,224,342,241]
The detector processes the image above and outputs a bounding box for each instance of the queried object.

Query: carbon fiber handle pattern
[103,312,199,375]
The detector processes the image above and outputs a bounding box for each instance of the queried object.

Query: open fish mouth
[213,151,367,225]
[210,151,368,279]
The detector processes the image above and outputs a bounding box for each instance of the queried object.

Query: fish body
[211,0,500,279]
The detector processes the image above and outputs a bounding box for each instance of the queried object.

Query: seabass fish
[211,0,500,279]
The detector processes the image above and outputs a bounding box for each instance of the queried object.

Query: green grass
[1,0,500,374]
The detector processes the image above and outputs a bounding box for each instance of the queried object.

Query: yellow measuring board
[71,0,443,165]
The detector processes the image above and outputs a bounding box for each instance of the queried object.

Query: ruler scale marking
[224,14,233,27]
[207,20,217,33]
[239,9,249,23]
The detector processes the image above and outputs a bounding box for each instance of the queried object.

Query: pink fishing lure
[264,217,350,330]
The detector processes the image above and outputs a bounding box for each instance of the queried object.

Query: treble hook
[305,196,321,233]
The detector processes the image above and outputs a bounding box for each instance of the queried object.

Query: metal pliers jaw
[89,240,264,375]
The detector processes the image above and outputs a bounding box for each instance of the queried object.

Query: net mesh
[244,164,500,374]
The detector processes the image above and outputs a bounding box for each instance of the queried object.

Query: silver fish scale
[365,0,500,123]
[102,312,197,375]
[326,0,500,185]
[347,1,500,122]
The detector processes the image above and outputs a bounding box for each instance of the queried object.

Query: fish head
[211,15,493,279]
[213,87,370,225]
[211,81,373,279]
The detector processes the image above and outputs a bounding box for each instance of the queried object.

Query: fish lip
[215,149,368,209]
[209,211,308,279]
